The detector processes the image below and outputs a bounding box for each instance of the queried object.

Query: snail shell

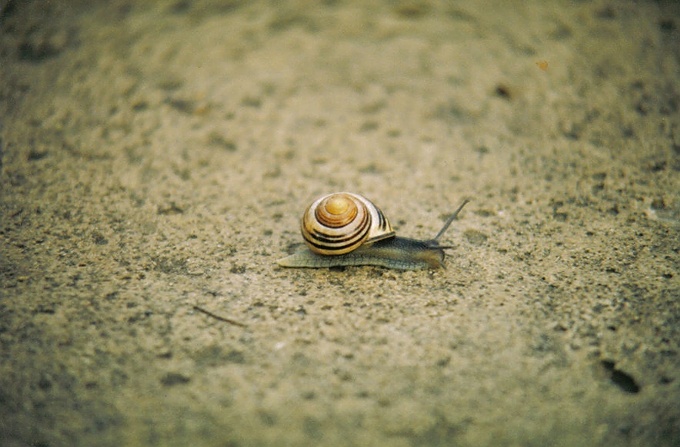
[278,192,470,270]
[301,192,395,255]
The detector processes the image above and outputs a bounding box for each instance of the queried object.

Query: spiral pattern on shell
[301,192,395,255]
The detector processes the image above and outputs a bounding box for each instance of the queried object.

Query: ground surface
[1,1,679,446]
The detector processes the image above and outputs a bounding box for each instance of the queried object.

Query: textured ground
[1,1,679,446]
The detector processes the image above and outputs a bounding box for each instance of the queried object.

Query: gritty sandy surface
[1,0,679,446]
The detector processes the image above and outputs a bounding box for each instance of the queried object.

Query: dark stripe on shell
[303,208,370,252]
[301,192,395,256]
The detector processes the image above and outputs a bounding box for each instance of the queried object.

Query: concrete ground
[1,1,678,446]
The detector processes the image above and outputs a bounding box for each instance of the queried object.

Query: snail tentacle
[433,198,471,241]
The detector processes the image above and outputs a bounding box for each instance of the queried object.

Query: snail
[277,192,469,270]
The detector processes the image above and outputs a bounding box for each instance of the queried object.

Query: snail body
[278,192,469,270]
